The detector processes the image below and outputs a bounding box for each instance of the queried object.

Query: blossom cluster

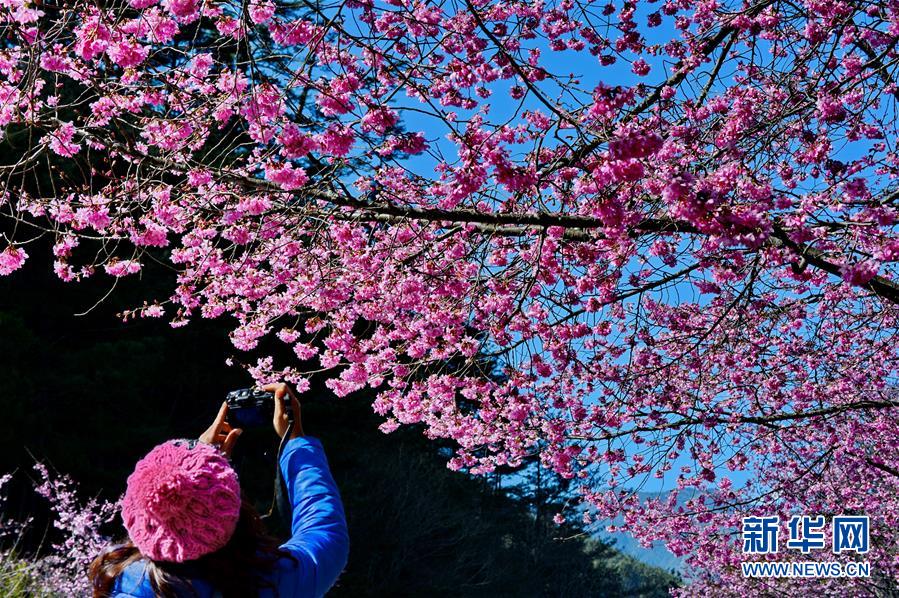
[0,466,119,596]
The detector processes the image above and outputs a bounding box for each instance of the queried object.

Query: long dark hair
[89,497,294,597]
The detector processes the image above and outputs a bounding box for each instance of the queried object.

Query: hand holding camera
[198,401,242,457]
[261,382,304,439]
[200,382,304,455]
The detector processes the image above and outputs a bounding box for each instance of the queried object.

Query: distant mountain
[599,530,684,573]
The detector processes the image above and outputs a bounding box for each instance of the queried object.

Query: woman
[89,383,349,597]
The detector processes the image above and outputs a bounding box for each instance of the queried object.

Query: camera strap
[261,429,292,531]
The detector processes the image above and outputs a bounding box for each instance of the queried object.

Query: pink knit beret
[121,439,241,563]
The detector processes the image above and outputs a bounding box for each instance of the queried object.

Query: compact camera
[225,387,293,429]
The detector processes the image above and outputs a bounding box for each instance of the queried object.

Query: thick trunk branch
[67,125,899,306]
[571,399,899,442]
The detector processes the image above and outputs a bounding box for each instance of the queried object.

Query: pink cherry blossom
[47,122,80,157]
[361,106,398,136]
[249,0,276,24]
[104,259,142,277]
[265,162,308,190]
[106,39,148,68]
[0,246,27,275]
[630,58,650,76]
[163,0,200,23]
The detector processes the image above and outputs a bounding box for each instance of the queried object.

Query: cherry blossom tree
[1,0,898,592]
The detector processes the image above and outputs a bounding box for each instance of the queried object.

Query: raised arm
[278,436,349,596]
[264,383,349,598]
